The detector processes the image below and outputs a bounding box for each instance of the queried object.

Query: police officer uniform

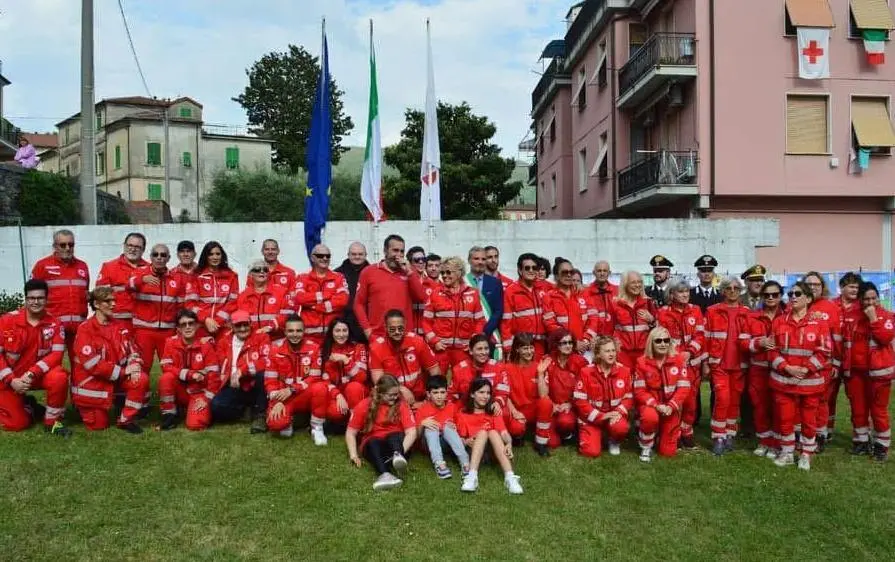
[645,255,673,307]
[739,264,767,311]
[690,255,721,313]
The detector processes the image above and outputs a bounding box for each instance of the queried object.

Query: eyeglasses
[313,253,331,259]
[439,270,453,276]
[178,320,197,328]
[386,325,405,333]
[762,292,781,298]
[56,242,74,249]
[151,252,169,258]
[723,286,740,292]
[411,257,427,264]
[250,268,269,274]
[558,340,574,346]
[654,338,671,344]
[233,322,251,328]
[125,244,144,251]
[559,270,573,276]
[25,296,47,302]
[522,265,537,272]
[788,291,804,298]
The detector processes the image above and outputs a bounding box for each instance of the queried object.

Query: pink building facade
[533,0,895,271]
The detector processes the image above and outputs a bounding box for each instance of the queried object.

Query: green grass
[1,383,894,561]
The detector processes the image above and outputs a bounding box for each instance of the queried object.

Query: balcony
[0,117,20,150]
[617,150,699,210]
[531,57,570,116]
[617,33,697,109]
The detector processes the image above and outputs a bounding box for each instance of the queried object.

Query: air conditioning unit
[667,84,685,108]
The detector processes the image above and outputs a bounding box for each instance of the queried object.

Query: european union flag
[304,32,332,258]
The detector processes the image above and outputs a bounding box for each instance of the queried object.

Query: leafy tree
[234,45,354,173]
[204,169,305,222]
[17,170,80,226]
[329,174,367,221]
[0,291,23,314]
[383,102,522,219]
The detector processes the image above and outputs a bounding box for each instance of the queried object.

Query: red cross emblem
[802,40,824,64]
[421,169,438,186]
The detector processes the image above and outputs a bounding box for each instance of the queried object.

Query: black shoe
[159,413,179,431]
[872,444,889,462]
[250,415,268,434]
[816,435,826,454]
[712,438,726,456]
[724,437,735,452]
[135,406,152,421]
[850,442,870,456]
[512,436,524,448]
[679,435,696,449]
[45,421,73,438]
[534,443,551,457]
[118,422,144,435]
[24,395,47,423]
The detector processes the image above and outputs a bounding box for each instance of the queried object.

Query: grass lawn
[1,381,894,561]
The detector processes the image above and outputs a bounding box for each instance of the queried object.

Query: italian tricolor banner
[863,29,887,65]
[360,28,384,223]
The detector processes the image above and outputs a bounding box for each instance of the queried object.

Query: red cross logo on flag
[797,28,830,80]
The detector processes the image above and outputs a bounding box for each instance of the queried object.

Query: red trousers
[639,405,682,457]
[774,391,820,455]
[157,371,212,430]
[78,372,150,430]
[710,367,745,439]
[266,382,333,432]
[0,367,68,431]
[548,407,578,448]
[63,323,81,365]
[845,371,892,449]
[680,369,702,438]
[747,367,777,448]
[340,381,368,410]
[578,416,629,457]
[434,348,469,375]
[134,328,174,370]
[506,397,553,446]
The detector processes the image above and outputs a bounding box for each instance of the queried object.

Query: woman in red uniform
[845,281,894,461]
[543,258,598,355]
[504,333,553,455]
[187,241,240,340]
[768,281,830,470]
[544,328,587,451]
[633,327,690,462]
[448,334,509,409]
[320,317,368,413]
[235,261,293,338]
[573,336,632,457]
[610,271,657,369]
[802,271,842,451]
[422,256,484,373]
[656,278,705,448]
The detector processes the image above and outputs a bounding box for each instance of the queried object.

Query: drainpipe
[126,125,132,201]
[884,197,894,270]
[610,15,620,214]
[708,0,716,205]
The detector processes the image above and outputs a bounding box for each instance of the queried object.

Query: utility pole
[163,108,170,202]
[79,0,97,224]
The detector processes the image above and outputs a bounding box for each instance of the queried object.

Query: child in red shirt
[346,375,418,491]
[417,375,470,479]
[454,378,523,495]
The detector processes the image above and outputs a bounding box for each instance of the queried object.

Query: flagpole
[320,16,327,244]
[426,19,432,231]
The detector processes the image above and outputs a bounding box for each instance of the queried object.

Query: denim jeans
[424,425,470,467]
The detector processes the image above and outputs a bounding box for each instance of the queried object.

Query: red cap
[231,310,251,325]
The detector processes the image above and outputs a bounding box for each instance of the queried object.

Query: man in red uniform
[171,240,198,288]
[31,228,89,359]
[484,245,514,290]
[369,310,441,406]
[237,261,294,337]
[261,238,296,292]
[407,246,439,336]
[354,234,427,338]
[293,244,349,343]
[0,279,71,436]
[584,260,618,336]
[502,253,548,356]
[96,232,149,326]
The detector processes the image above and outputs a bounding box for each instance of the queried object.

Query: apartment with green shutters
[55,96,273,221]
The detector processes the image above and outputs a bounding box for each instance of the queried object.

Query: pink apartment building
[533,0,895,272]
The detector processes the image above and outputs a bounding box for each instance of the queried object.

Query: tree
[234,45,354,173]
[204,169,305,222]
[383,102,522,220]
[329,174,368,220]
[17,170,80,226]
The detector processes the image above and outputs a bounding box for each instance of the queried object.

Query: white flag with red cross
[797,27,830,80]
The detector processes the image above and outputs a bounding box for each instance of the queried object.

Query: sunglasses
[788,291,804,298]
[654,338,671,344]
[558,340,574,346]
[439,270,454,276]
[762,292,780,298]
[387,326,405,333]
[313,253,331,259]
[178,320,197,328]
[559,270,574,276]
[411,257,427,264]
[522,265,537,272]
[56,242,74,249]
[151,252,169,258]
[250,268,269,274]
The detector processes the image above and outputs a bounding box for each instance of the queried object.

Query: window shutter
[852,97,895,147]
[786,95,828,153]
[182,151,192,167]
[114,145,121,169]
[226,147,240,169]
[147,183,163,200]
[179,107,192,118]
[147,142,161,165]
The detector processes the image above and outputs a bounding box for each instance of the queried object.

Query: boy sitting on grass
[417,375,470,479]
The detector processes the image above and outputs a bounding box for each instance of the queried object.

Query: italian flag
[863,29,887,65]
[360,25,384,222]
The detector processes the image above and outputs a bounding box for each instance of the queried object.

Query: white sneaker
[774,452,795,467]
[504,474,524,495]
[608,441,621,456]
[639,448,652,463]
[765,448,779,460]
[753,445,769,457]
[391,452,408,478]
[460,473,478,492]
[310,426,328,446]
[798,453,811,471]
[372,472,402,491]
[279,426,294,438]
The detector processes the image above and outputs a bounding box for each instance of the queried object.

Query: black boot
[850,441,870,455]
[872,443,889,462]
[533,443,551,457]
[24,395,46,423]
[250,414,268,434]
[816,434,826,454]
[45,421,73,437]
[679,435,696,449]
[118,422,144,435]
[159,413,179,431]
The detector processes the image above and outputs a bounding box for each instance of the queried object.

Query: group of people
[0,230,891,494]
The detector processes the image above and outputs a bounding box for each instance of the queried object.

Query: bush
[17,170,81,226]
[0,291,23,314]
[204,169,305,222]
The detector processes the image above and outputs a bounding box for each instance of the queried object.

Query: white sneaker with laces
[504,474,523,495]
[753,445,769,457]
[608,442,621,456]
[797,453,811,471]
[460,473,478,492]
[774,452,795,467]
[765,448,779,460]
[279,426,294,438]
[391,452,408,478]
[372,473,402,491]
[639,448,652,463]
[311,426,328,446]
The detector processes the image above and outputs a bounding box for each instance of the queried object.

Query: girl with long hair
[188,241,240,339]
[504,332,553,455]
[321,317,369,412]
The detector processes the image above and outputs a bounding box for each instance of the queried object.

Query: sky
[0,0,572,157]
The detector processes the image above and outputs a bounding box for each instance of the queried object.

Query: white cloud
[0,0,569,156]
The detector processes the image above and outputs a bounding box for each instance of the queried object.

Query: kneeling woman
[504,333,554,453]
[454,378,523,494]
[573,337,632,457]
[544,328,588,451]
[633,327,690,462]
[448,334,510,410]
[321,317,369,414]
[346,375,418,491]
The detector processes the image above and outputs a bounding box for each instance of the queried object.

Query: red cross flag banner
[797,27,830,79]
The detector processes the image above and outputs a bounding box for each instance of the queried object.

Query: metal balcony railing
[532,57,569,110]
[618,149,698,199]
[618,33,696,97]
[528,159,537,184]
[1,117,20,148]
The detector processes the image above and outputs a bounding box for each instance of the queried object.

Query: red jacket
[412,274,440,336]
[769,312,831,394]
[71,316,140,408]
[268,262,296,292]
[266,338,324,398]
[0,309,66,386]
[187,267,240,324]
[448,358,510,405]
[573,363,633,424]
[96,255,148,322]
[547,353,587,404]
[610,296,657,354]
[633,355,690,411]
[422,284,485,350]
[170,264,198,291]
[236,284,294,336]
[292,269,350,338]
[159,335,220,401]
[838,298,864,375]
[31,254,90,330]
[847,306,895,380]
[353,262,427,337]
[501,281,547,351]
[505,362,541,408]
[368,333,437,397]
[705,302,751,370]
[584,283,619,336]
[810,298,843,371]
[543,288,599,343]
[215,331,273,393]
[128,266,187,330]
[322,342,368,388]
[739,309,784,369]
[657,303,706,366]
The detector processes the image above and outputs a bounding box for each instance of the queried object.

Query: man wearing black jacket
[335,241,370,343]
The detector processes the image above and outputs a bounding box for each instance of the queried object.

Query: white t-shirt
[231,335,245,376]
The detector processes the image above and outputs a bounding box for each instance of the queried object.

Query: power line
[117,0,152,97]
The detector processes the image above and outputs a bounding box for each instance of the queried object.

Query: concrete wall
[0,218,779,293]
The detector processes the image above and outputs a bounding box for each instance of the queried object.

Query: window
[147,142,162,165]
[591,41,608,88]
[179,106,192,118]
[550,174,557,208]
[114,145,121,169]
[591,132,610,181]
[549,110,556,143]
[784,0,835,36]
[578,148,588,192]
[629,23,648,57]
[95,113,102,130]
[851,95,895,155]
[147,183,163,200]
[572,67,587,110]
[225,146,240,169]
[96,151,105,175]
[539,133,545,155]
[182,151,192,167]
[848,0,893,39]
[64,127,70,144]
[785,94,830,154]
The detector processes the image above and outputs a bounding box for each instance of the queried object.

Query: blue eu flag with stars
[304,33,332,258]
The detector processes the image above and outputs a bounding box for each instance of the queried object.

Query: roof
[56,95,204,126]
[21,132,58,148]
[539,39,566,60]
[0,73,9,87]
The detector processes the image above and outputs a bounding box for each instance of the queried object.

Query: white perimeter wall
[0,219,779,293]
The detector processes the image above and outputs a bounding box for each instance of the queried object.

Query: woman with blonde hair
[609,271,657,369]
[422,256,485,373]
[633,327,690,461]
[573,336,633,457]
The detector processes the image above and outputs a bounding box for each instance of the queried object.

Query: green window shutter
[225,146,239,169]
[179,107,192,118]
[96,113,102,130]
[147,183,163,200]
[182,151,192,167]
[147,142,161,165]
[96,152,105,175]
[114,145,121,169]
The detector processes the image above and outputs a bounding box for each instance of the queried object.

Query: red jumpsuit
[505,361,553,447]
[422,284,485,372]
[769,312,830,456]
[368,334,437,401]
[448,358,510,407]
[633,355,690,456]
[583,283,619,336]
[501,281,547,356]
[411,274,440,336]
[235,284,294,338]
[543,288,599,346]
[657,303,706,439]
[265,338,331,432]
[267,262,296,292]
[809,299,843,440]
[71,316,150,430]
[573,363,633,457]
[353,262,427,338]
[31,254,90,359]
[322,342,369,410]
[292,269,350,342]
[216,332,273,394]
[546,353,587,447]
[609,296,656,369]
[739,309,783,449]
[96,254,148,325]
[0,309,68,431]
[705,302,750,439]
[186,267,240,338]
[158,335,220,430]
[128,266,187,369]
[844,306,894,451]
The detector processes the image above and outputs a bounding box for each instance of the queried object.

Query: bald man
[335,241,371,342]
[291,244,350,344]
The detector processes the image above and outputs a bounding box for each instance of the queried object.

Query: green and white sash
[465,273,503,360]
